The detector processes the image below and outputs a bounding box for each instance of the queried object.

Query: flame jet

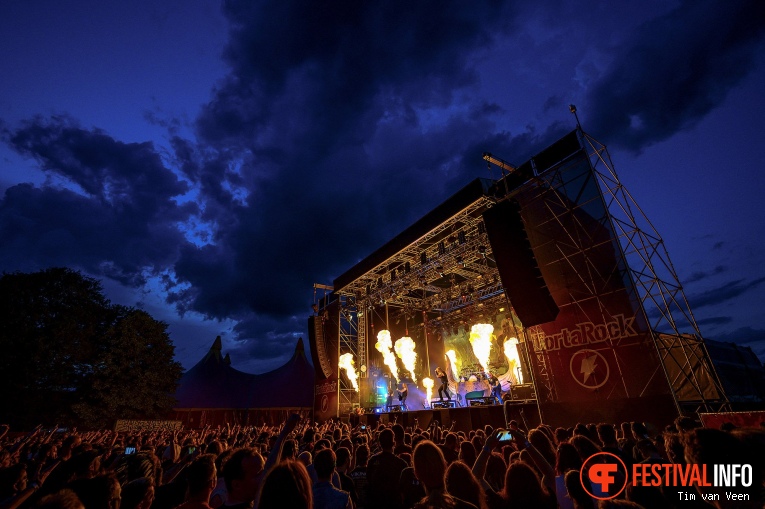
[394,336,417,382]
[469,323,494,374]
[445,349,460,381]
[375,330,399,382]
[503,337,523,384]
[338,353,359,391]
[422,377,434,405]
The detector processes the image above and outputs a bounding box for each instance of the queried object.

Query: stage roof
[332,130,582,317]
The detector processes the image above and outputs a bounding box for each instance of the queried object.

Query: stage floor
[355,401,541,433]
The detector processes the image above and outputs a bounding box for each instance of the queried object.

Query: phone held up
[497,430,514,443]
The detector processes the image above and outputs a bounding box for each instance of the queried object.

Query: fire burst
[503,337,523,384]
[375,330,399,381]
[394,337,417,382]
[422,377,434,404]
[445,349,460,381]
[469,323,494,374]
[338,353,359,391]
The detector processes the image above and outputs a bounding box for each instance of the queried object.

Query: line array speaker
[481,199,559,327]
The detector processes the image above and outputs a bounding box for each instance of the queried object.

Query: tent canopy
[173,336,315,409]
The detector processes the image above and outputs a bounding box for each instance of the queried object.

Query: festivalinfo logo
[582,452,754,501]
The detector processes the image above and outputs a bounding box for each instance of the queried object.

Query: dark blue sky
[1,0,764,373]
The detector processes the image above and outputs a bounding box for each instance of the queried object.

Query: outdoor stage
[355,401,541,434]
[310,128,729,427]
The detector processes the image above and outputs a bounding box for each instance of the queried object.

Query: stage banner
[511,147,675,420]
[314,378,339,422]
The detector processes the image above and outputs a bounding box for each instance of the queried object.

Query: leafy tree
[0,268,182,429]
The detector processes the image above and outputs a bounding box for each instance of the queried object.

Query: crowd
[0,414,763,509]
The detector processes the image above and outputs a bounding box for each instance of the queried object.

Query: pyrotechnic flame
[469,323,494,373]
[338,353,359,391]
[375,330,399,381]
[503,337,523,384]
[445,350,459,381]
[394,337,417,382]
[422,377,434,404]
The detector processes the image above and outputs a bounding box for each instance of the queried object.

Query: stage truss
[579,131,730,413]
[330,126,729,417]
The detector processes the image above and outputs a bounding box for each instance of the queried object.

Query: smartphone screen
[360,425,366,430]
[497,430,513,442]
[125,447,136,455]
[188,447,196,454]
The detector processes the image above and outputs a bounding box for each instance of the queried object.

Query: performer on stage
[397,383,408,410]
[386,389,394,411]
[435,367,451,401]
[489,373,503,404]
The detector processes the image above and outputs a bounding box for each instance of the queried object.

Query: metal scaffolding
[578,129,730,413]
[337,295,361,416]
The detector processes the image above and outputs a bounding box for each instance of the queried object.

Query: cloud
[584,0,765,151]
[164,2,531,330]
[696,316,733,327]
[6,1,763,372]
[0,117,193,286]
[684,265,727,284]
[687,276,765,309]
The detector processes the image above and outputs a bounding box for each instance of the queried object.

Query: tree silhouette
[0,268,182,429]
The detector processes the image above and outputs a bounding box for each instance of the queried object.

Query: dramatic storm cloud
[1,0,764,369]
[585,0,765,151]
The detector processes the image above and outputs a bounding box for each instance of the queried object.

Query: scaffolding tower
[578,128,730,414]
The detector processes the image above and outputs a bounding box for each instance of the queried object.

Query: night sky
[1,0,764,374]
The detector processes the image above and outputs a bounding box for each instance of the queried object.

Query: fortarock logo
[530,314,638,351]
